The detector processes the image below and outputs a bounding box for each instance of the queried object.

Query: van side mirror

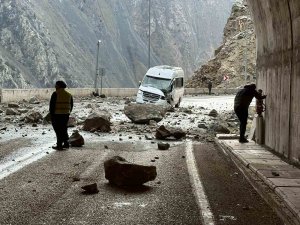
[170,81,174,91]
[138,81,141,87]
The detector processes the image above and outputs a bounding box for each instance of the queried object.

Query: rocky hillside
[186,1,256,89]
[0,0,234,88]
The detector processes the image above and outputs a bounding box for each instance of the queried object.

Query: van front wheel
[175,98,181,108]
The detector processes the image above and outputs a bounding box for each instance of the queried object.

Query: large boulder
[104,156,157,186]
[124,103,169,124]
[155,125,186,140]
[82,111,111,132]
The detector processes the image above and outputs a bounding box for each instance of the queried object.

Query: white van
[136,65,184,107]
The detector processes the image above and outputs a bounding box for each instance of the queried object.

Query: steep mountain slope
[186,1,256,89]
[0,0,234,88]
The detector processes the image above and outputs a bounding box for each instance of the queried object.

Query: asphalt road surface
[0,95,284,225]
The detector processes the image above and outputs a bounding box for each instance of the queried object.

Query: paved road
[0,96,283,225]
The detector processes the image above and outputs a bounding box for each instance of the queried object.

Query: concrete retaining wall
[0,88,238,103]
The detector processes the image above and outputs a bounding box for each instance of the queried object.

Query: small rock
[81,183,99,194]
[69,130,84,147]
[271,171,280,176]
[198,123,207,129]
[208,109,218,117]
[73,177,80,182]
[145,134,153,140]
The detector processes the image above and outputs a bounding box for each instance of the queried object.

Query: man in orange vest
[49,81,73,150]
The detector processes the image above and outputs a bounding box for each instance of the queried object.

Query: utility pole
[94,40,101,94]
[244,45,247,81]
[100,68,105,95]
[148,0,151,68]
[243,31,249,82]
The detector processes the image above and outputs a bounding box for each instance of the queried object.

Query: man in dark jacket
[49,81,73,150]
[234,84,266,143]
[207,80,212,95]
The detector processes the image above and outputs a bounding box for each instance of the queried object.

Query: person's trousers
[51,114,70,146]
[234,107,248,139]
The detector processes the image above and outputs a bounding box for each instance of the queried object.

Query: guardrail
[0,88,239,103]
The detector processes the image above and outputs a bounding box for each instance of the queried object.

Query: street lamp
[94,40,101,94]
[148,0,151,68]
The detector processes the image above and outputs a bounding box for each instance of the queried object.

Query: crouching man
[234,84,266,143]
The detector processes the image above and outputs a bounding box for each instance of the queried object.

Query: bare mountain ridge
[0,0,234,88]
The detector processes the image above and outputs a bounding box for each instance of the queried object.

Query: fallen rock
[43,113,52,124]
[157,142,170,150]
[69,130,84,147]
[155,125,186,140]
[198,123,207,129]
[124,103,169,124]
[210,123,231,134]
[24,111,43,123]
[8,103,19,108]
[29,96,40,104]
[82,111,111,132]
[208,109,218,117]
[17,108,29,114]
[104,156,157,186]
[149,120,157,126]
[81,183,99,194]
[145,134,153,140]
[6,108,20,115]
[68,116,77,127]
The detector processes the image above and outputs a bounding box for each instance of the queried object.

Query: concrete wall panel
[289,0,300,162]
[279,65,291,158]
[248,0,295,160]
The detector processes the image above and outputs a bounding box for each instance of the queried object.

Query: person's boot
[239,137,249,143]
[62,142,70,149]
[52,143,64,150]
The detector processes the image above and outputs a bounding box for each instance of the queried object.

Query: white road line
[186,140,215,225]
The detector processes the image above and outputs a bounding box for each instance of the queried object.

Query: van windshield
[142,75,171,90]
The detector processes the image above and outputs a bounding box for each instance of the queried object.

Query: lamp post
[94,40,101,94]
[148,0,151,68]
[244,44,247,81]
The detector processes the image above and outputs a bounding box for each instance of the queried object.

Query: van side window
[175,78,183,88]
